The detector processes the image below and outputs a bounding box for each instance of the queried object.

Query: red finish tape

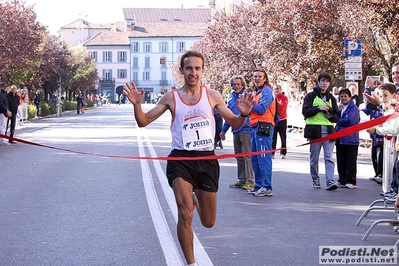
[1,112,397,161]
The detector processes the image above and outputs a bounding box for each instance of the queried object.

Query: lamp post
[57,77,62,117]
[169,63,175,87]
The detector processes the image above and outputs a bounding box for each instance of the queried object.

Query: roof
[61,19,125,31]
[128,23,207,37]
[85,23,207,46]
[122,8,211,23]
[85,32,131,46]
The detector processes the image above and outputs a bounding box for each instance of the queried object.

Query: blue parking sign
[345,40,362,56]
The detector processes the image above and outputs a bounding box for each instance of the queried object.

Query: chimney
[126,19,136,31]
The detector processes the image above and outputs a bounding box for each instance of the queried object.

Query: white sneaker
[247,187,259,194]
[253,187,273,197]
[280,154,286,159]
[345,183,357,189]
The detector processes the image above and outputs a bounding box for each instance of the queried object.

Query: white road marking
[137,131,184,266]
[144,135,214,266]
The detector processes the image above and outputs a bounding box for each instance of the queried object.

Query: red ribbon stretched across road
[1,112,398,161]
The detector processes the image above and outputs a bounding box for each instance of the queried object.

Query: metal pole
[57,77,62,117]
[382,137,396,193]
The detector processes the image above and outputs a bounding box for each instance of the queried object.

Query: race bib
[182,119,214,150]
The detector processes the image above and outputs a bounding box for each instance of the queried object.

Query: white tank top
[171,87,215,151]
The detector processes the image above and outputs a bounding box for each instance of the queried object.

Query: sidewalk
[13,107,90,134]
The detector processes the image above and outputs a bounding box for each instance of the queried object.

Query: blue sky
[23,0,209,34]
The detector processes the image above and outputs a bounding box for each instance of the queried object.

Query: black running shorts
[166,149,220,192]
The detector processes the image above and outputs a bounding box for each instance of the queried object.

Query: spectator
[0,82,12,145]
[18,88,28,123]
[220,75,254,190]
[272,84,288,159]
[348,84,360,107]
[247,68,276,197]
[363,62,399,109]
[362,108,384,184]
[335,88,360,188]
[33,89,41,117]
[364,63,399,198]
[76,93,83,114]
[302,73,339,190]
[81,92,86,113]
[99,94,103,106]
[332,86,340,102]
[6,85,20,144]
[210,82,223,149]
[366,83,399,198]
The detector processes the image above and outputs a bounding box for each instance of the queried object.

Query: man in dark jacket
[7,85,20,144]
[76,92,83,114]
[0,82,12,145]
[302,73,339,190]
[33,89,41,117]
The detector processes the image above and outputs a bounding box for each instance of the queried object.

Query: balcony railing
[159,80,168,86]
[98,78,115,83]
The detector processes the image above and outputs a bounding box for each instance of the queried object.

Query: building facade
[61,8,211,102]
[209,0,255,14]
[60,19,125,46]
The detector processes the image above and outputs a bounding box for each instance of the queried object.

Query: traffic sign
[346,81,359,92]
[345,62,362,69]
[345,55,362,80]
[345,69,362,80]
[345,56,362,62]
[344,40,362,56]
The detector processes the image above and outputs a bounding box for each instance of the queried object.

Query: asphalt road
[0,104,398,266]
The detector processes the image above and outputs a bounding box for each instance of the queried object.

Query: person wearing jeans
[309,134,336,186]
[302,73,339,190]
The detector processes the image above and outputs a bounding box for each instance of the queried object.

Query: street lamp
[169,63,175,87]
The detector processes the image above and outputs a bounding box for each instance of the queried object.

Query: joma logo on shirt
[183,120,210,130]
[185,138,213,149]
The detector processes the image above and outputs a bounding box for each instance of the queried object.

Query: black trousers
[6,113,16,141]
[336,143,358,185]
[272,119,287,155]
[214,114,223,146]
[371,144,383,177]
[35,103,40,116]
[392,152,399,193]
